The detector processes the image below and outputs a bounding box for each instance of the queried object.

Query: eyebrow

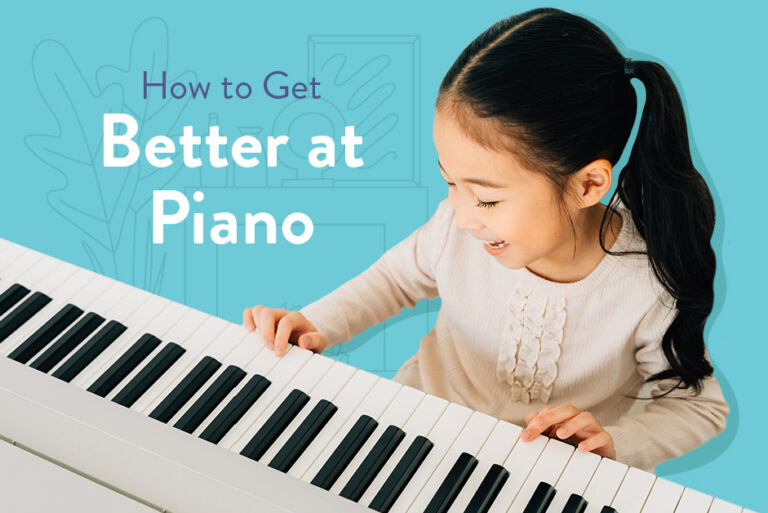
[438,159,507,188]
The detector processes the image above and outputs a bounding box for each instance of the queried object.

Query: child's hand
[521,404,616,459]
[242,305,328,357]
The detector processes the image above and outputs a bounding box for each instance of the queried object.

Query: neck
[525,203,621,283]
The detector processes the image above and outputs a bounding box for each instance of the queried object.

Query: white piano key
[0,268,103,357]
[236,333,286,377]
[300,376,402,484]
[184,339,278,435]
[507,438,575,513]
[228,352,334,454]
[447,420,522,513]
[105,323,248,403]
[331,385,429,496]
[70,294,209,389]
[0,244,37,276]
[222,344,314,451]
[544,448,601,513]
[708,497,744,513]
[0,258,78,328]
[640,477,684,513]
[486,434,549,513]
[0,253,49,293]
[582,457,628,513]
[674,487,714,512]
[57,283,165,380]
[187,339,270,436]
[287,368,380,479]
[218,345,314,453]
[387,402,474,513]
[2,265,126,349]
[406,410,497,513]
[133,316,239,414]
[352,394,450,502]
[258,359,358,464]
[81,306,216,393]
[610,466,656,513]
[128,306,212,413]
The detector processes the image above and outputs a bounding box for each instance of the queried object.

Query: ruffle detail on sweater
[496,286,567,404]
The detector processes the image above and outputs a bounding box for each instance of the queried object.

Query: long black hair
[437,7,716,397]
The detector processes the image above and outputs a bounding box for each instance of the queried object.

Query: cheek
[498,202,561,248]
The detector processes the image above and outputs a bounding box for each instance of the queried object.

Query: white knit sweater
[299,197,729,472]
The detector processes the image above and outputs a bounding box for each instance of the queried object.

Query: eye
[476,199,498,208]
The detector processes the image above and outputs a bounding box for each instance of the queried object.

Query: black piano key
[8,304,83,363]
[173,365,246,434]
[463,463,509,513]
[424,451,478,513]
[268,399,338,473]
[87,334,161,397]
[29,312,104,373]
[240,389,310,461]
[522,481,556,513]
[199,374,270,444]
[368,435,434,512]
[52,321,127,382]
[340,425,406,503]
[311,414,379,491]
[0,292,51,343]
[149,356,221,423]
[562,493,588,513]
[599,507,617,513]
[111,342,186,408]
[0,283,29,316]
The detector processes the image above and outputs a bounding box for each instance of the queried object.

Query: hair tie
[623,58,635,78]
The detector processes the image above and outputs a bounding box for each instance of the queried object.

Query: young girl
[242,7,729,473]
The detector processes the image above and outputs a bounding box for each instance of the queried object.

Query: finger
[298,332,326,353]
[258,307,279,349]
[521,404,581,441]
[250,305,264,333]
[545,421,567,438]
[555,411,597,440]
[578,431,612,453]
[273,313,299,357]
[243,308,255,331]
[525,411,539,426]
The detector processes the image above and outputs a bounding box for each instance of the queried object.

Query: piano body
[0,236,756,513]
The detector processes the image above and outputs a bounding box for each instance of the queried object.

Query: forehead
[432,108,523,183]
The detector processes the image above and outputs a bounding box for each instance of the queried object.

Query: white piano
[0,236,756,513]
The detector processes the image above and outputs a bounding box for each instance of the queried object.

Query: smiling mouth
[482,239,509,248]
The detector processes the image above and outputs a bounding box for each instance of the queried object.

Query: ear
[573,159,612,208]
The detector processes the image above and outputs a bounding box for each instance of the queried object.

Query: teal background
[1,1,765,511]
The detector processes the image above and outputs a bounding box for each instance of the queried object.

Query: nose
[449,194,484,232]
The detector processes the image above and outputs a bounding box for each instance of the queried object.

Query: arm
[603,289,730,472]
[299,198,454,350]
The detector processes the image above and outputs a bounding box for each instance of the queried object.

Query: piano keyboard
[0,236,755,513]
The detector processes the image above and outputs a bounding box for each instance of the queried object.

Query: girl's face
[433,108,581,272]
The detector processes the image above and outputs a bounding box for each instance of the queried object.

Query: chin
[494,253,528,270]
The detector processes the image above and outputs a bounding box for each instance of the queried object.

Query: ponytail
[614,60,716,396]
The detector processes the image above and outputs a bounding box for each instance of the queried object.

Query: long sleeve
[299,198,454,350]
[603,287,730,472]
